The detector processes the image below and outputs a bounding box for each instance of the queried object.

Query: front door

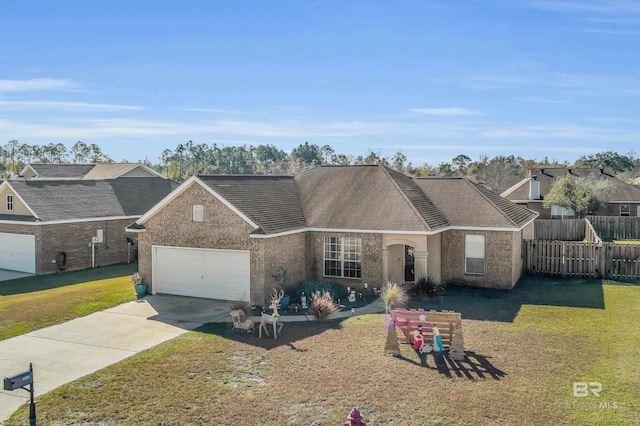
[404,245,415,283]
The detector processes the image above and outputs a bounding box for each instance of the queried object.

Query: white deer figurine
[259,288,284,339]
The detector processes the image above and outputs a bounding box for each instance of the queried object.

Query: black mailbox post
[3,363,36,425]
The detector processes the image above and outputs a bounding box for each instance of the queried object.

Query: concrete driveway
[0,294,234,423]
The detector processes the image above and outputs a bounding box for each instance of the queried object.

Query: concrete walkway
[0,294,382,422]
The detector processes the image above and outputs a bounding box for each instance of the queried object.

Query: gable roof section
[18,163,164,180]
[7,177,177,222]
[414,177,537,228]
[294,165,433,232]
[502,168,640,203]
[197,175,307,234]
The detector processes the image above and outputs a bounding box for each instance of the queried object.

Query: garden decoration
[432,326,444,352]
[384,317,400,356]
[449,320,466,360]
[259,288,284,339]
[300,291,307,308]
[131,272,147,297]
[230,309,254,335]
[344,407,366,426]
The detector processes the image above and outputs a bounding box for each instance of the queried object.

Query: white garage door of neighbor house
[0,232,36,273]
[152,246,250,301]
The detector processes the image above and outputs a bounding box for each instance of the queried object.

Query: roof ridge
[465,179,519,227]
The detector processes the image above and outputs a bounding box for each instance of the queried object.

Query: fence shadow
[415,275,607,323]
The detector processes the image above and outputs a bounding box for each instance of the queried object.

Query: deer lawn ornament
[259,288,284,339]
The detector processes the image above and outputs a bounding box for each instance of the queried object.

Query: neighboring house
[501,168,640,219]
[128,165,537,304]
[18,162,164,180]
[0,172,177,274]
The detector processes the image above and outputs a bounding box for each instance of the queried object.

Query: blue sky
[1,0,639,166]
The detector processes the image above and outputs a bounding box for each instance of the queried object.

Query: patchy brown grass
[0,263,137,340]
[6,278,639,425]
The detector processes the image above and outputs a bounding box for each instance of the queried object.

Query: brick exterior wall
[441,229,518,289]
[261,232,307,303]
[137,183,266,302]
[1,219,136,274]
[306,231,383,293]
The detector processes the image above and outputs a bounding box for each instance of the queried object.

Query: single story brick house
[0,167,177,274]
[128,165,537,304]
[502,167,640,218]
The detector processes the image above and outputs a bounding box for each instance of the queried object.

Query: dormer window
[529,178,540,200]
[6,195,13,211]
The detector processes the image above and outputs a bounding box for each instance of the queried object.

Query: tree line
[1,139,638,194]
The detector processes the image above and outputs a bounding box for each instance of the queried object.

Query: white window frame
[465,234,485,275]
[193,205,204,222]
[551,205,574,219]
[6,195,13,211]
[620,205,630,217]
[323,236,362,279]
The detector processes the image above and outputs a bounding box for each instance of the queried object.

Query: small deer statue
[259,288,284,339]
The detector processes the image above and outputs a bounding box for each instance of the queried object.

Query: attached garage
[0,232,36,273]
[151,245,250,300]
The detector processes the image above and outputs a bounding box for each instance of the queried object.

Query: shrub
[297,280,348,303]
[379,282,409,313]
[408,275,443,300]
[309,291,338,322]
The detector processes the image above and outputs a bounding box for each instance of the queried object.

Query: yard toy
[259,288,284,339]
[230,309,254,334]
[344,407,366,426]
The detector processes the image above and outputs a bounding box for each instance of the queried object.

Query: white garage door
[152,246,250,301]
[0,232,36,273]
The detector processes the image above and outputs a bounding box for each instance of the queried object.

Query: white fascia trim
[0,215,141,226]
[18,164,38,177]
[0,181,40,219]
[134,176,259,230]
[125,228,146,233]
[510,199,543,203]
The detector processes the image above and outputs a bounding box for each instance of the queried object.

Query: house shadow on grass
[396,350,506,381]
[415,275,609,323]
[195,318,346,350]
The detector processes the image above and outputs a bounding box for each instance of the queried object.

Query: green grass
[613,239,640,245]
[6,276,639,425]
[0,263,138,340]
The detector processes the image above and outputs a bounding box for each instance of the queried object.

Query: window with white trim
[324,236,362,278]
[550,205,574,219]
[193,205,204,222]
[620,205,630,217]
[465,234,485,275]
[6,195,13,211]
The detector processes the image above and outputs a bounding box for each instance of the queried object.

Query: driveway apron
[0,295,233,423]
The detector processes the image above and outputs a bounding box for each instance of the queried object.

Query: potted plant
[131,272,146,297]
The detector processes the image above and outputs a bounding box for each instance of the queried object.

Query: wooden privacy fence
[524,240,640,280]
[534,219,585,241]
[586,216,640,241]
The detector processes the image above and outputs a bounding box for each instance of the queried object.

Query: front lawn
[6,276,639,425]
[0,263,138,340]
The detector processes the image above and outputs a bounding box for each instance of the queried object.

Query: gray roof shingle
[8,178,177,221]
[197,175,307,234]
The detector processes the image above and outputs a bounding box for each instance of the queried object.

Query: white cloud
[408,107,483,116]
[0,100,142,112]
[0,78,79,92]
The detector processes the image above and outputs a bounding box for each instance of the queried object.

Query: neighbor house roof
[19,163,165,180]
[131,164,536,236]
[3,178,178,222]
[501,167,640,203]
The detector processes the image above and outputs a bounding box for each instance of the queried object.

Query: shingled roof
[414,177,538,228]
[22,164,95,178]
[6,178,177,222]
[19,163,164,180]
[133,165,536,235]
[197,175,306,234]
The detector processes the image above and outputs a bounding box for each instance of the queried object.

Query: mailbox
[4,369,33,391]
